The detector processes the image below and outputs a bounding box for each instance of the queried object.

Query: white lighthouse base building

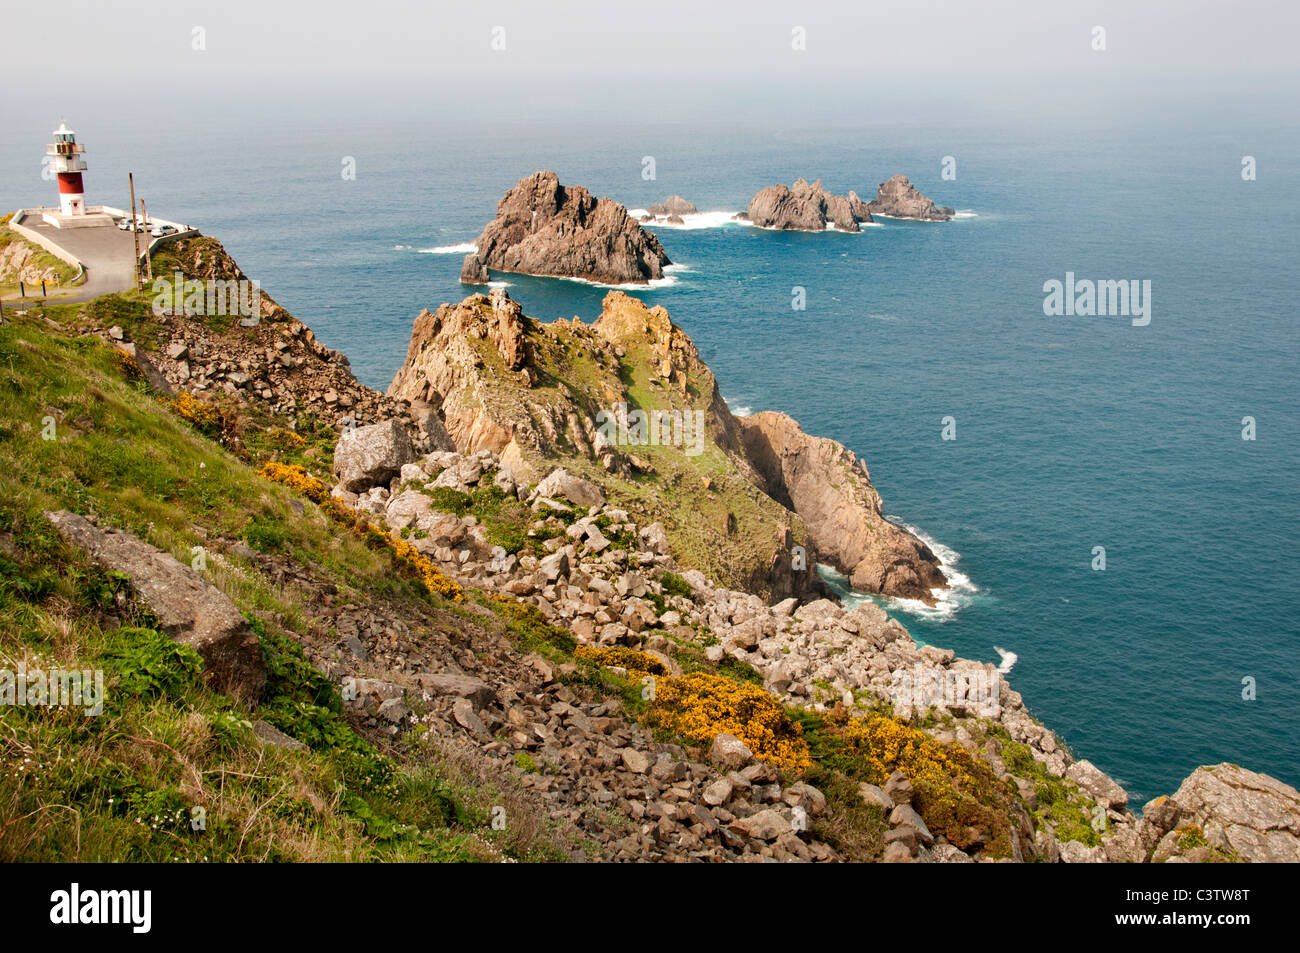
[41,208,115,229]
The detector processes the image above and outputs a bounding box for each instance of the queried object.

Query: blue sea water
[4,116,1297,805]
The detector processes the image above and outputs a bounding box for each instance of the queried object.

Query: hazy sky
[3,0,1295,129]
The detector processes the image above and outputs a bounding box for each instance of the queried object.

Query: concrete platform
[5,213,139,304]
[41,210,116,229]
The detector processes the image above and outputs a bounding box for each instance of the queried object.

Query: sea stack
[459,171,670,285]
[743,178,873,231]
[866,174,955,221]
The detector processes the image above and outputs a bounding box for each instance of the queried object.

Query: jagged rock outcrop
[133,237,429,441]
[45,510,266,700]
[388,288,943,605]
[743,178,873,232]
[460,171,671,285]
[641,196,698,224]
[389,288,742,480]
[737,411,946,603]
[1138,764,1300,862]
[866,174,954,221]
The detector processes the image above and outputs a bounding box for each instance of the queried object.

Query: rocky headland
[12,231,1296,864]
[387,287,944,604]
[459,171,671,286]
[742,178,874,232]
[866,174,955,221]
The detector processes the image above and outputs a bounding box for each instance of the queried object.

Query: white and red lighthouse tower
[48,121,88,216]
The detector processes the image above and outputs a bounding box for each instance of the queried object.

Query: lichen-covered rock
[333,419,416,492]
[45,510,266,700]
[1140,764,1300,863]
[1067,758,1129,810]
[535,467,605,509]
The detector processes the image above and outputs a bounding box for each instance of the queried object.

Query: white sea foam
[418,242,477,254]
[880,518,980,622]
[817,520,980,624]
[629,210,742,230]
[553,261,689,290]
[393,244,413,250]
[486,280,512,289]
[723,396,753,417]
[994,646,1018,674]
[952,210,979,219]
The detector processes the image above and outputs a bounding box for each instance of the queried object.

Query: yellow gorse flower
[257,462,462,601]
[574,645,666,675]
[647,671,811,774]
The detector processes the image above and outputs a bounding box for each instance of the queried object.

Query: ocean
[4,115,1297,805]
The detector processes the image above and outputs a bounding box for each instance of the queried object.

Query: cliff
[739,411,947,603]
[460,171,671,285]
[388,288,943,604]
[4,232,1294,865]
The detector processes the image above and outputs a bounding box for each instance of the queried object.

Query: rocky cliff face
[139,237,437,442]
[744,178,873,231]
[460,171,671,285]
[866,174,955,221]
[387,288,943,605]
[738,411,946,603]
[1137,764,1300,863]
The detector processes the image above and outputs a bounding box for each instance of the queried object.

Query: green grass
[417,483,539,555]
[0,314,572,861]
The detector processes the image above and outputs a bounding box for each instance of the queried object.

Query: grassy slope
[0,295,1104,862]
[0,312,568,861]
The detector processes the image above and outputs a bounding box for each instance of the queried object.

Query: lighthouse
[48,121,88,216]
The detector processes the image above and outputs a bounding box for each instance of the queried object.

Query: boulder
[535,468,605,508]
[333,419,417,493]
[730,808,792,842]
[253,720,307,751]
[1066,759,1129,810]
[416,672,497,711]
[709,733,754,770]
[45,510,266,700]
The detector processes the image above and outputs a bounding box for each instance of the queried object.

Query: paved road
[2,216,142,306]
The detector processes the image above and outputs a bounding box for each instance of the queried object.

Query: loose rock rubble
[317,435,1121,861]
